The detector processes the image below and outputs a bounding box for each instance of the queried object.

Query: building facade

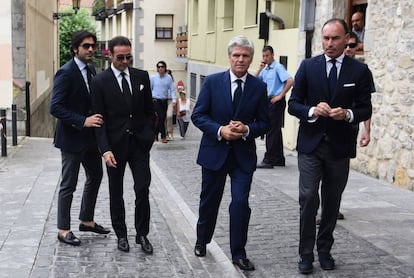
[93,0,187,84]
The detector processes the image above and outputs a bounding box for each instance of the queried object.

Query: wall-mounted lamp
[53,0,81,20]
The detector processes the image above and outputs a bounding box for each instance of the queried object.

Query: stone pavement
[0,124,414,278]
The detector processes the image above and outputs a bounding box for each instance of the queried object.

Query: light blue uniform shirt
[258,60,291,98]
[150,73,176,103]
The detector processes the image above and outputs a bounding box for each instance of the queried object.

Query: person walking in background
[91,36,156,254]
[166,69,176,141]
[150,61,176,143]
[176,82,193,139]
[288,19,372,274]
[191,35,269,271]
[50,30,110,246]
[255,45,293,169]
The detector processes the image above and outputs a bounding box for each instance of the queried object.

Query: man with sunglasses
[91,36,156,254]
[345,31,375,148]
[150,61,176,143]
[50,30,110,246]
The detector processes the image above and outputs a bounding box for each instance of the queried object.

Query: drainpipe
[265,0,285,30]
[300,0,316,58]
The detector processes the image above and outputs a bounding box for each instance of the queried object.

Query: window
[191,73,197,100]
[155,14,173,40]
[192,0,199,33]
[223,0,234,29]
[245,0,258,26]
[207,0,216,31]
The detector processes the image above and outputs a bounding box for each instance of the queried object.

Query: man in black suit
[91,36,156,254]
[50,30,110,246]
[288,19,372,274]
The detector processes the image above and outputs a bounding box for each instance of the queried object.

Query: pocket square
[140,84,144,91]
[343,83,355,87]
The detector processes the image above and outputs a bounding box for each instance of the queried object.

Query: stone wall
[311,1,414,190]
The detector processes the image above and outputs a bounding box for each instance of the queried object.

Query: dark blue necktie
[233,79,242,112]
[328,59,337,95]
[85,65,93,92]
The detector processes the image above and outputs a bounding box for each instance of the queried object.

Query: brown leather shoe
[161,138,168,143]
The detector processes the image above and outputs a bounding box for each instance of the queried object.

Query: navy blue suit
[191,70,269,259]
[50,58,103,230]
[288,54,372,258]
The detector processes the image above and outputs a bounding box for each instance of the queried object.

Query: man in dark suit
[191,35,269,271]
[288,19,372,274]
[91,36,156,254]
[50,30,110,246]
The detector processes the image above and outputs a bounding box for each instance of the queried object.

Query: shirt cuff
[308,107,318,123]
[217,126,223,141]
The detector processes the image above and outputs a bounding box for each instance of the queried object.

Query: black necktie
[121,72,132,110]
[328,59,337,94]
[233,79,242,112]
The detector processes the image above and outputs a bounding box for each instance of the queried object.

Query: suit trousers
[263,98,286,165]
[196,150,253,260]
[106,135,151,238]
[57,147,103,230]
[297,141,349,258]
[153,99,168,139]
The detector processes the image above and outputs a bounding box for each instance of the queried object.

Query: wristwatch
[344,109,351,122]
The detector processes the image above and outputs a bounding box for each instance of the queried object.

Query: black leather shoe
[319,253,335,270]
[337,212,345,220]
[194,243,206,257]
[57,231,81,246]
[257,162,273,169]
[117,237,129,252]
[136,235,153,254]
[232,258,255,271]
[79,223,110,234]
[298,257,313,274]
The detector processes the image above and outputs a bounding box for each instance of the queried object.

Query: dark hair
[70,30,97,56]
[108,36,131,53]
[322,18,349,34]
[262,45,274,54]
[156,60,167,68]
[347,31,360,43]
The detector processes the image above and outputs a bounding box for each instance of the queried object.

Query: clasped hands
[220,120,247,141]
[313,102,346,121]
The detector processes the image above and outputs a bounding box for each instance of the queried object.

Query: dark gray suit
[288,54,372,258]
[50,58,103,230]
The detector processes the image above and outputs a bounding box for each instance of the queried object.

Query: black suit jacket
[91,67,156,160]
[50,58,96,152]
[288,55,372,158]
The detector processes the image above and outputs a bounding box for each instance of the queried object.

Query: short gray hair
[227,35,255,56]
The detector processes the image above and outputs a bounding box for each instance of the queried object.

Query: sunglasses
[345,43,357,49]
[80,43,96,50]
[157,65,166,68]
[116,54,133,61]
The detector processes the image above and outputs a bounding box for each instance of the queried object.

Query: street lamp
[53,0,81,20]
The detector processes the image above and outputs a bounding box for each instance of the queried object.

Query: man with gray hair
[191,35,269,271]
